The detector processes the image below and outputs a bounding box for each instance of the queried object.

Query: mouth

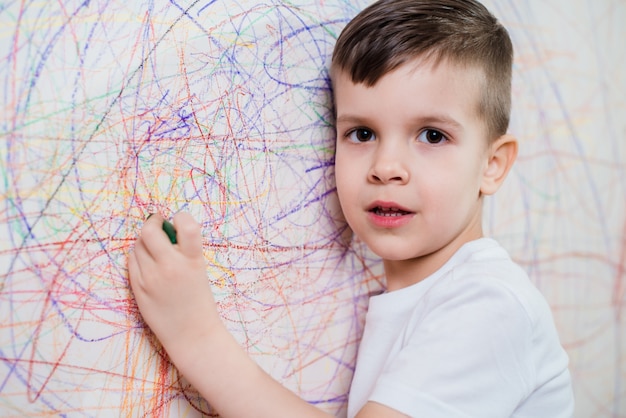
[368,203,413,217]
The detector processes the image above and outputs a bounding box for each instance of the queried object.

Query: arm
[128,213,329,418]
[356,403,411,418]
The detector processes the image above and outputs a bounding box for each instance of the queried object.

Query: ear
[480,134,518,196]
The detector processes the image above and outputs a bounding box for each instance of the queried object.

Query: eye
[347,128,376,143]
[417,129,447,144]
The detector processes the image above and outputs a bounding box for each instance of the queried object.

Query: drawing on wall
[1,1,624,416]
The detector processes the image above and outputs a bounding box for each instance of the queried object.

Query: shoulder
[399,239,563,367]
[423,238,551,326]
[358,240,573,417]
[401,239,569,380]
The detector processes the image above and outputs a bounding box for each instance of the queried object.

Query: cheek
[334,153,361,222]
[334,154,349,200]
[421,165,480,209]
[447,153,484,190]
[334,148,352,190]
[335,174,354,216]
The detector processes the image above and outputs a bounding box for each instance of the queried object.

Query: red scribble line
[24,304,76,403]
[515,250,624,271]
[1,0,207,293]
[2,227,136,401]
[561,319,614,350]
[179,41,231,225]
[0,237,343,267]
[0,354,173,386]
[21,244,126,403]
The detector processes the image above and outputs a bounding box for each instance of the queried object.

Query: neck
[383,231,484,292]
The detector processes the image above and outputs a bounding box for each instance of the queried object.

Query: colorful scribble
[0,1,624,417]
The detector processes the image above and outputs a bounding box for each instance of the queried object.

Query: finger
[173,212,203,258]
[127,250,142,292]
[140,213,175,259]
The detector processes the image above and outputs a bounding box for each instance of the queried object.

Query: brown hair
[331,0,513,140]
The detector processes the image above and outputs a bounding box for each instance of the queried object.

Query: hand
[128,213,332,418]
[128,212,220,364]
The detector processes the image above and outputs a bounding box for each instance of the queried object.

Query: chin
[368,244,422,262]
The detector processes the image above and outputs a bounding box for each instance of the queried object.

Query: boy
[128,0,574,417]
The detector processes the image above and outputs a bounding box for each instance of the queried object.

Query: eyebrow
[336,113,464,132]
[416,115,464,131]
[335,114,366,125]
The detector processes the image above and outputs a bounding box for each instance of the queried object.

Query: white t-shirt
[348,238,574,418]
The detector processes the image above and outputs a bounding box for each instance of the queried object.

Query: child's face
[333,58,493,285]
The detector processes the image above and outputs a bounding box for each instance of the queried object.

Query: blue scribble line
[1,0,204,289]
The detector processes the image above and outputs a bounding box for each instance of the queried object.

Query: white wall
[1,1,623,416]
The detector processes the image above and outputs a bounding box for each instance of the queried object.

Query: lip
[366,200,415,228]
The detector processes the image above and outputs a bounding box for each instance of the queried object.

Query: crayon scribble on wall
[0,1,624,417]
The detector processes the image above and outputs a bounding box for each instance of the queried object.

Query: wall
[1,1,624,416]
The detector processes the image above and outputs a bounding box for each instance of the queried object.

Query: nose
[368,142,410,185]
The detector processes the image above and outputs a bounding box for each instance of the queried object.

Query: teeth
[374,207,406,216]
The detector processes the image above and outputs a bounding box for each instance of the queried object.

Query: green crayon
[146,214,178,244]
[161,219,177,244]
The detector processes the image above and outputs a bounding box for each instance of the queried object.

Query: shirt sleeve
[368,275,536,418]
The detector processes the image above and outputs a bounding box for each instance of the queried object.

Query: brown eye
[348,128,376,142]
[418,129,447,144]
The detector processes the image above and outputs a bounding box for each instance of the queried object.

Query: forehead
[333,57,487,134]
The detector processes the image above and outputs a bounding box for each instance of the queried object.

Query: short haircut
[331,0,514,140]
